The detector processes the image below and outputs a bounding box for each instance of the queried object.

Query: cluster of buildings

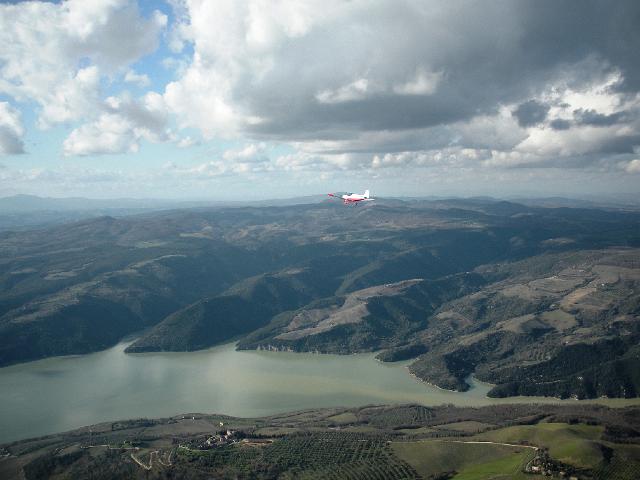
[523,449,580,479]
[200,429,237,449]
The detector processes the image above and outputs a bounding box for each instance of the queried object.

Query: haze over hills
[1,194,638,231]
[1,198,639,400]
[0,194,335,213]
[0,194,327,231]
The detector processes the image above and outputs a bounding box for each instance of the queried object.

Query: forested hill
[1,198,639,399]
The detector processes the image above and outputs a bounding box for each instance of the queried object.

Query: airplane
[328,190,374,205]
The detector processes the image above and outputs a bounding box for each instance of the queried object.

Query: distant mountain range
[0,194,337,213]
[0,194,327,230]
[1,198,639,399]
[2,193,639,211]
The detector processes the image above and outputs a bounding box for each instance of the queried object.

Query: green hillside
[4,403,640,480]
[392,441,538,480]
[126,268,337,352]
[1,200,639,401]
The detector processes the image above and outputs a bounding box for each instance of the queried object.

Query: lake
[1,340,638,444]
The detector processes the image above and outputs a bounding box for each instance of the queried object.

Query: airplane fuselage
[328,190,374,205]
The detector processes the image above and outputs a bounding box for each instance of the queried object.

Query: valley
[1,197,640,478]
[3,1,640,477]
[1,198,638,401]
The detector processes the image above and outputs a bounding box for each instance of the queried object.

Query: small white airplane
[328,190,374,205]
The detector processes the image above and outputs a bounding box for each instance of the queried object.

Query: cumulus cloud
[124,70,151,87]
[625,159,640,173]
[315,69,441,105]
[0,0,166,128]
[63,92,171,155]
[2,0,640,194]
[215,143,273,173]
[371,149,477,169]
[275,151,361,171]
[39,66,102,127]
[158,143,275,179]
[64,113,140,156]
[392,69,442,96]
[508,73,640,163]
[157,0,640,175]
[0,102,25,155]
[316,79,376,104]
[223,143,269,163]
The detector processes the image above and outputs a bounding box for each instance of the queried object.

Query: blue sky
[0,0,639,200]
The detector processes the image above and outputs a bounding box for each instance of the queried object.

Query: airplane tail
[364,189,370,199]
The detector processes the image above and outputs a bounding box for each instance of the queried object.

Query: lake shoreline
[1,338,639,445]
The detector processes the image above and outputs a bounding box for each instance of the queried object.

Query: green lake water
[0,340,637,444]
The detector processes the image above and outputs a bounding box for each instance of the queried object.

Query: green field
[8,406,640,480]
[326,412,359,424]
[474,423,604,469]
[454,452,538,480]
[391,440,539,480]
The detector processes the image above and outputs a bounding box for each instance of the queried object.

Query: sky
[0,0,639,200]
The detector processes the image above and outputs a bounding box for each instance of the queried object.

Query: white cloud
[163,0,459,139]
[0,102,25,155]
[163,63,240,138]
[222,143,268,162]
[63,92,171,155]
[124,70,151,87]
[211,143,273,174]
[509,73,640,162]
[0,0,638,195]
[454,107,528,151]
[482,150,536,168]
[515,124,621,157]
[157,0,640,177]
[108,92,171,143]
[275,151,360,171]
[157,143,276,178]
[176,136,199,148]
[38,66,101,128]
[64,113,139,156]
[393,69,442,96]
[165,157,271,178]
[560,71,623,115]
[371,148,483,169]
[275,152,324,171]
[466,72,640,169]
[625,159,640,173]
[0,0,166,128]
[316,78,376,104]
